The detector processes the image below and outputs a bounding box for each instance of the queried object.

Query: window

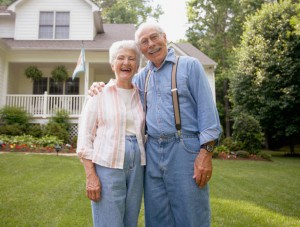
[33,78,48,94]
[33,77,80,95]
[65,78,79,94]
[39,12,70,39]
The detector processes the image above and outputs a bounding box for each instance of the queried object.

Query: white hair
[135,21,165,43]
[109,40,141,64]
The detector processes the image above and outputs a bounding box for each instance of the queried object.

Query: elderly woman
[76,40,145,227]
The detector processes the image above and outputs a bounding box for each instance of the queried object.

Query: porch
[5,92,86,123]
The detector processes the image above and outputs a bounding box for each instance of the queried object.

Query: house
[0,0,217,133]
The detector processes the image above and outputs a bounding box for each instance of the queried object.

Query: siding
[0,51,6,107]
[14,0,95,40]
[0,17,15,38]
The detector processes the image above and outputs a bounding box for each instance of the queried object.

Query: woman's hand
[86,172,101,202]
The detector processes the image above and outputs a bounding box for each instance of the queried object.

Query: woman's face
[111,48,139,86]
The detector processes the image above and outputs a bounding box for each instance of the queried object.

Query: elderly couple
[76,21,221,227]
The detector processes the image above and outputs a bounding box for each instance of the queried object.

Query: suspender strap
[171,56,181,134]
[144,69,152,112]
[144,56,181,134]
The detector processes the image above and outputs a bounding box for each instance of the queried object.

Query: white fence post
[42,91,48,118]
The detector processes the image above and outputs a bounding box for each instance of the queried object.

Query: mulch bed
[216,152,269,161]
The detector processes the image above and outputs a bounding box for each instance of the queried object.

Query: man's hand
[88,82,105,96]
[86,171,101,202]
[193,150,213,188]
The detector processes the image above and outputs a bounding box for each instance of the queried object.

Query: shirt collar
[105,78,138,91]
[145,47,177,71]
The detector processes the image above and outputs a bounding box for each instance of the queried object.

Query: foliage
[0,106,31,125]
[25,124,44,138]
[24,65,43,81]
[221,137,242,151]
[236,150,250,158]
[232,113,263,154]
[0,134,63,148]
[186,0,268,137]
[214,145,230,154]
[230,0,300,153]
[43,122,69,143]
[49,109,71,131]
[0,124,26,136]
[96,0,162,24]
[51,65,69,82]
[258,152,272,161]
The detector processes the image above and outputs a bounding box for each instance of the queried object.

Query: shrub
[221,137,242,151]
[49,110,71,131]
[214,145,230,153]
[236,150,250,158]
[259,152,272,161]
[0,106,31,125]
[44,122,69,143]
[0,124,26,136]
[26,124,44,138]
[232,113,264,154]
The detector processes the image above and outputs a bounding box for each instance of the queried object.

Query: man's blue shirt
[133,48,222,145]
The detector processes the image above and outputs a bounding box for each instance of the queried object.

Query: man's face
[137,27,168,68]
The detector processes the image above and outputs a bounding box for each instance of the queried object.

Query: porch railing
[5,92,86,118]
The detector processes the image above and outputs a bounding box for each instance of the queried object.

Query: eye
[150,34,159,41]
[140,39,148,46]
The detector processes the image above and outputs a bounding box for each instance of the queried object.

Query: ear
[111,64,115,72]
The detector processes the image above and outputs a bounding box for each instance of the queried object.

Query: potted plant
[24,65,43,81]
[51,65,69,82]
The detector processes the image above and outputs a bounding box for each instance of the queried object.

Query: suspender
[144,56,181,134]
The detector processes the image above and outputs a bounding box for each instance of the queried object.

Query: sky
[149,0,188,42]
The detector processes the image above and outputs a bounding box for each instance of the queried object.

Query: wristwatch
[200,144,214,152]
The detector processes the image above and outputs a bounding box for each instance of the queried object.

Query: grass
[0,152,299,227]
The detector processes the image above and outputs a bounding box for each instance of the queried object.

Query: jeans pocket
[181,137,200,154]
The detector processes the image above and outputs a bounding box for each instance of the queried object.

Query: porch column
[84,61,90,96]
[0,45,9,108]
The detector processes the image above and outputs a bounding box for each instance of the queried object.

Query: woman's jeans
[92,135,144,227]
[144,133,211,227]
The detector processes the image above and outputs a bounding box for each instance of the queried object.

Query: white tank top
[117,87,136,135]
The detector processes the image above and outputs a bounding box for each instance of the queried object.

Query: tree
[95,0,162,24]
[230,0,300,154]
[186,0,268,138]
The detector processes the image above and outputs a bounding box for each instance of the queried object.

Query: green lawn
[0,152,299,227]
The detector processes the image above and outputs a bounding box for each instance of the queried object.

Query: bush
[0,106,31,125]
[0,124,26,136]
[44,122,69,143]
[214,145,230,153]
[236,150,250,158]
[232,113,264,154]
[221,137,242,151]
[49,110,71,131]
[26,124,44,138]
[259,152,272,161]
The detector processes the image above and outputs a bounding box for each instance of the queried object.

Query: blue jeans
[144,133,211,227]
[92,136,144,227]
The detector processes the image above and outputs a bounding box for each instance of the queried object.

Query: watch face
[207,145,214,152]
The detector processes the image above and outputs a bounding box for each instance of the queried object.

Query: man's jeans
[144,133,211,227]
[92,135,144,227]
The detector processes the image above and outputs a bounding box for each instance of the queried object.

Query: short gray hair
[109,40,141,64]
[135,21,165,43]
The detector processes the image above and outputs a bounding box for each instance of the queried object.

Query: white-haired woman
[76,40,145,227]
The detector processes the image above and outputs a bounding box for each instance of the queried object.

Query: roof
[170,42,217,66]
[0,24,136,51]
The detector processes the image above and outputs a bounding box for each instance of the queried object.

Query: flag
[72,47,85,80]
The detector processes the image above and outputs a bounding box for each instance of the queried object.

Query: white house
[0,0,217,129]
